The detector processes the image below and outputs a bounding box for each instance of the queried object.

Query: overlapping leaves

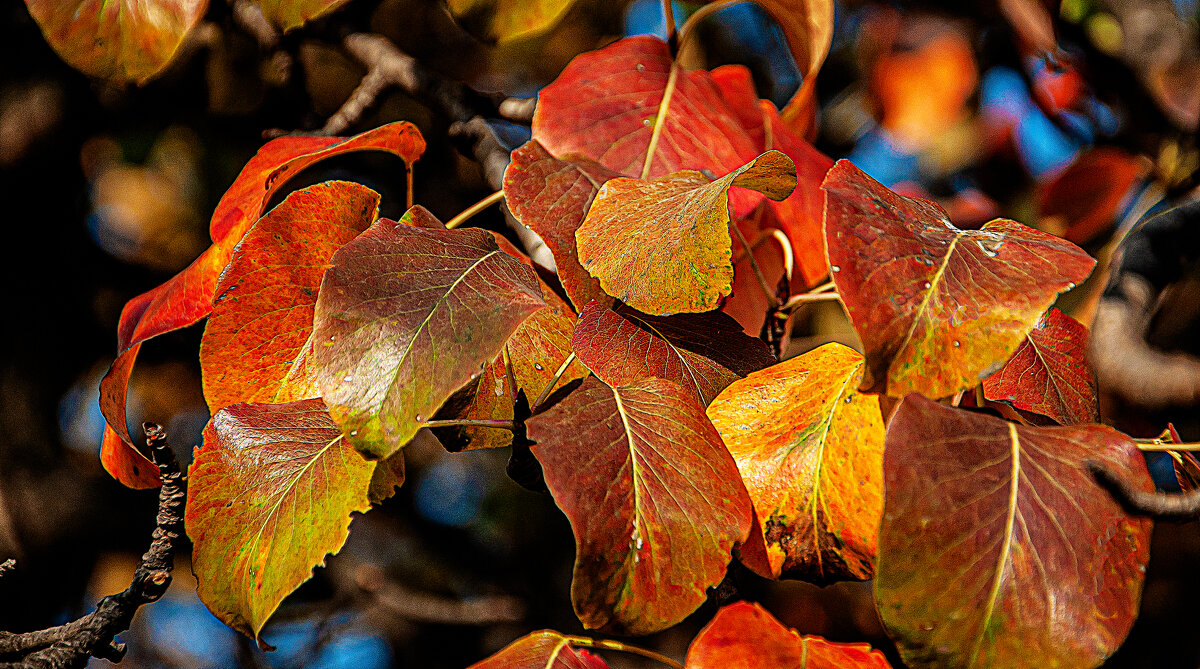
[577,150,795,314]
[186,398,404,639]
[572,301,774,405]
[312,221,545,460]
[982,307,1099,425]
[526,376,752,635]
[876,395,1152,668]
[707,343,884,582]
[824,159,1095,399]
[100,121,425,488]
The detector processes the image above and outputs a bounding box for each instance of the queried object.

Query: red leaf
[526,376,752,634]
[982,308,1100,425]
[312,221,545,460]
[468,631,611,669]
[572,301,775,406]
[824,159,1095,399]
[185,398,404,638]
[1038,147,1147,245]
[504,141,619,311]
[576,150,796,314]
[706,344,884,582]
[99,122,425,488]
[685,601,891,668]
[876,395,1152,668]
[25,0,207,82]
[199,181,380,412]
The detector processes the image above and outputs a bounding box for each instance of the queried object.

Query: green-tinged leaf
[312,221,545,459]
[824,159,1095,398]
[572,301,774,406]
[504,141,619,311]
[526,376,753,635]
[876,394,1152,668]
[26,0,207,82]
[468,631,610,669]
[707,343,884,582]
[982,308,1100,425]
[200,181,379,413]
[185,398,404,638]
[577,150,795,314]
[685,601,891,668]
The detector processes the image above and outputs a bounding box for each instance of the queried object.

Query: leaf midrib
[969,422,1020,666]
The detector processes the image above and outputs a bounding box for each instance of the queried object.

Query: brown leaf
[526,376,752,634]
[876,394,1153,668]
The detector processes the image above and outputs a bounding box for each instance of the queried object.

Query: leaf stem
[809,280,836,294]
[677,0,738,53]
[774,290,841,316]
[406,164,415,211]
[641,64,679,179]
[730,221,779,309]
[446,190,504,230]
[768,229,794,284]
[422,418,518,431]
[533,352,578,411]
[1135,439,1200,452]
[564,636,683,669]
[662,0,677,52]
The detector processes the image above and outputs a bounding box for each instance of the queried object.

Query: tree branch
[0,424,185,668]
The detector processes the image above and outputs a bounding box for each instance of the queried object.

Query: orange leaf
[468,631,610,669]
[199,181,380,412]
[707,343,884,582]
[26,0,207,82]
[1037,147,1146,245]
[578,150,795,314]
[823,159,1095,398]
[685,601,891,668]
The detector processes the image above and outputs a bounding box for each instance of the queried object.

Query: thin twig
[730,221,778,310]
[446,190,504,230]
[768,229,794,284]
[0,424,185,668]
[1089,461,1200,519]
[422,418,518,431]
[775,291,842,315]
[1135,439,1200,451]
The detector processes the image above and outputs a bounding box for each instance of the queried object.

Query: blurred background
[3,0,1200,666]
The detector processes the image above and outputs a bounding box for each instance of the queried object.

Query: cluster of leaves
[72,4,1162,669]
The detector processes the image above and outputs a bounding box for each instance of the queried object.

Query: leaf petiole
[774,289,842,316]
[730,221,779,309]
[532,352,578,412]
[445,190,505,230]
[563,636,683,669]
[1135,440,1200,452]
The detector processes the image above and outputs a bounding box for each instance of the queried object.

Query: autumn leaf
[577,150,796,314]
[446,0,576,43]
[982,308,1099,425]
[526,376,752,635]
[504,141,619,311]
[468,631,610,669]
[685,601,891,668]
[99,122,425,488]
[312,221,545,460]
[707,343,884,582]
[876,394,1152,669]
[199,181,379,412]
[25,0,207,82]
[572,301,774,406]
[824,159,1095,399]
[252,0,350,31]
[185,398,404,639]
